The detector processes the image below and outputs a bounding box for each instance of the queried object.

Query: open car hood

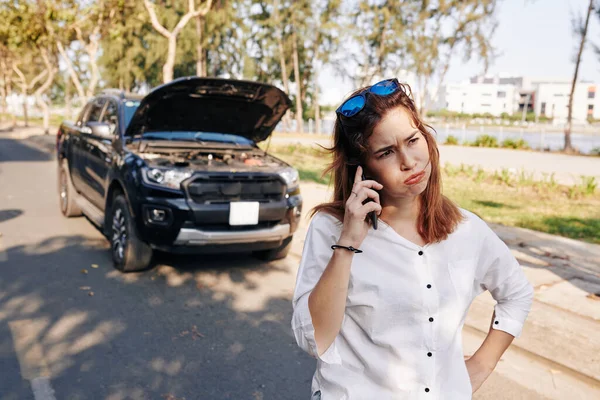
[125,77,292,143]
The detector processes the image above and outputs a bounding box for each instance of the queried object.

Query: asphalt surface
[0,136,314,399]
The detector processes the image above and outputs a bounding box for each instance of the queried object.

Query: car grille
[186,174,285,204]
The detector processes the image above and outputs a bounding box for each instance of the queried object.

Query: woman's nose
[399,153,417,171]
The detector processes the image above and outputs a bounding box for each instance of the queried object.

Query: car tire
[110,195,153,272]
[58,160,82,217]
[253,235,293,261]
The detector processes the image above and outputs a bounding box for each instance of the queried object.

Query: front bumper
[173,223,291,246]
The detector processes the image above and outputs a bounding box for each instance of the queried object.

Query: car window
[102,100,119,132]
[76,103,93,126]
[86,98,106,123]
[123,100,140,129]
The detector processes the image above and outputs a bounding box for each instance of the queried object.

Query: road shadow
[0,209,23,224]
[0,138,53,163]
[0,235,314,400]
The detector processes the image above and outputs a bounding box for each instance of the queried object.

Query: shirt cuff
[292,294,343,365]
[491,305,525,338]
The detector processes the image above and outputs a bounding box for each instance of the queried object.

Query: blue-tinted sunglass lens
[339,95,365,117]
[370,79,399,95]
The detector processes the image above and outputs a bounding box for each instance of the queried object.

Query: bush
[591,147,600,156]
[471,134,499,148]
[501,138,530,150]
[444,135,459,145]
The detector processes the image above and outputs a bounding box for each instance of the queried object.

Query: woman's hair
[310,81,464,243]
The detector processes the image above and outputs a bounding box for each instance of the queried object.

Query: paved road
[0,137,314,399]
[0,136,595,399]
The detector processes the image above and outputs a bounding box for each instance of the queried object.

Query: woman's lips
[404,171,425,185]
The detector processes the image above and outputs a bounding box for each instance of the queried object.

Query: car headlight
[278,167,299,190]
[143,167,192,190]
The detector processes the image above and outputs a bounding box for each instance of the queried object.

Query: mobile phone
[361,170,378,230]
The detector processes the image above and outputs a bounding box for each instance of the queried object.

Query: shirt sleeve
[475,219,534,339]
[291,212,343,365]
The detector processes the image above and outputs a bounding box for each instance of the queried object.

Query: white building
[438,75,600,123]
[442,77,518,116]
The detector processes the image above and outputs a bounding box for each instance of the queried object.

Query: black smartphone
[361,169,378,230]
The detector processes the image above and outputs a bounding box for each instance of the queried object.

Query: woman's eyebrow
[404,129,420,141]
[373,144,394,154]
[373,130,420,154]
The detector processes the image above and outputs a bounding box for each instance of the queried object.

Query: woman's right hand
[338,165,383,248]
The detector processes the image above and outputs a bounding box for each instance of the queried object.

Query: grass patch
[442,169,600,244]
[1,112,64,127]
[264,143,600,243]
[263,143,332,186]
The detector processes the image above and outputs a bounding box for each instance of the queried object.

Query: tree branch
[144,0,174,39]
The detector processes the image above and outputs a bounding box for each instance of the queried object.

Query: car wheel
[253,235,293,261]
[58,161,82,217]
[110,195,153,272]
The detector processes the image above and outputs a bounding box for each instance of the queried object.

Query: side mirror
[86,122,113,140]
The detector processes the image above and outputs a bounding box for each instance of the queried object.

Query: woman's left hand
[464,355,495,394]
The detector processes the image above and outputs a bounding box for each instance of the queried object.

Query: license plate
[229,202,260,226]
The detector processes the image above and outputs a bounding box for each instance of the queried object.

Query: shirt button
[418,250,424,256]
[495,321,499,325]
[425,388,430,393]
[427,352,432,357]
[429,317,434,322]
[426,284,432,289]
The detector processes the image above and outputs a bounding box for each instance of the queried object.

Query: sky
[318,0,600,106]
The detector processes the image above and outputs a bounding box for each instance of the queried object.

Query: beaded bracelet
[331,244,363,254]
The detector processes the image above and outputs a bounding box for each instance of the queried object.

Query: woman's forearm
[308,248,354,356]
[472,312,515,368]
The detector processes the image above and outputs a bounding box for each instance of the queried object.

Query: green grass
[443,173,600,244]
[1,113,63,128]
[265,143,600,244]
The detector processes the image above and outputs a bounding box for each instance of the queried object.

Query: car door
[69,102,94,192]
[85,99,118,209]
[79,97,107,203]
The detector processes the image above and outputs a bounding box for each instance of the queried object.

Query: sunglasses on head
[336,78,402,118]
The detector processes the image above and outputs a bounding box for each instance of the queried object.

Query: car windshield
[141,131,255,146]
[123,100,141,129]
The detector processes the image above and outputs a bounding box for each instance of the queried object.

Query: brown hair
[310,81,463,244]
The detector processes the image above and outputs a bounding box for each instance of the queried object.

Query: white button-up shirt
[292,210,534,400]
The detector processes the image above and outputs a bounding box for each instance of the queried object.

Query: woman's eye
[409,138,419,145]
[378,150,392,159]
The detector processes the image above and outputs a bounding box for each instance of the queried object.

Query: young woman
[291,79,534,399]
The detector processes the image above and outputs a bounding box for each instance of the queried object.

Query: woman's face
[364,106,431,201]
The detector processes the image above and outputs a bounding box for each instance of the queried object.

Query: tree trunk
[291,23,303,134]
[65,76,72,121]
[565,0,594,152]
[22,99,28,127]
[56,40,86,100]
[0,71,5,122]
[314,72,321,135]
[274,0,292,132]
[7,76,15,130]
[0,59,6,122]
[196,15,206,76]
[34,49,57,135]
[164,35,177,83]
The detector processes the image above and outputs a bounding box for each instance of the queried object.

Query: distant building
[438,75,599,123]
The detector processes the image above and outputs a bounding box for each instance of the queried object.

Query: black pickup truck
[57,77,302,272]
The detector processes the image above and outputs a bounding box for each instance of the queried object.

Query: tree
[308,0,342,134]
[47,0,116,101]
[565,0,595,152]
[3,0,58,134]
[144,0,214,83]
[410,0,498,116]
